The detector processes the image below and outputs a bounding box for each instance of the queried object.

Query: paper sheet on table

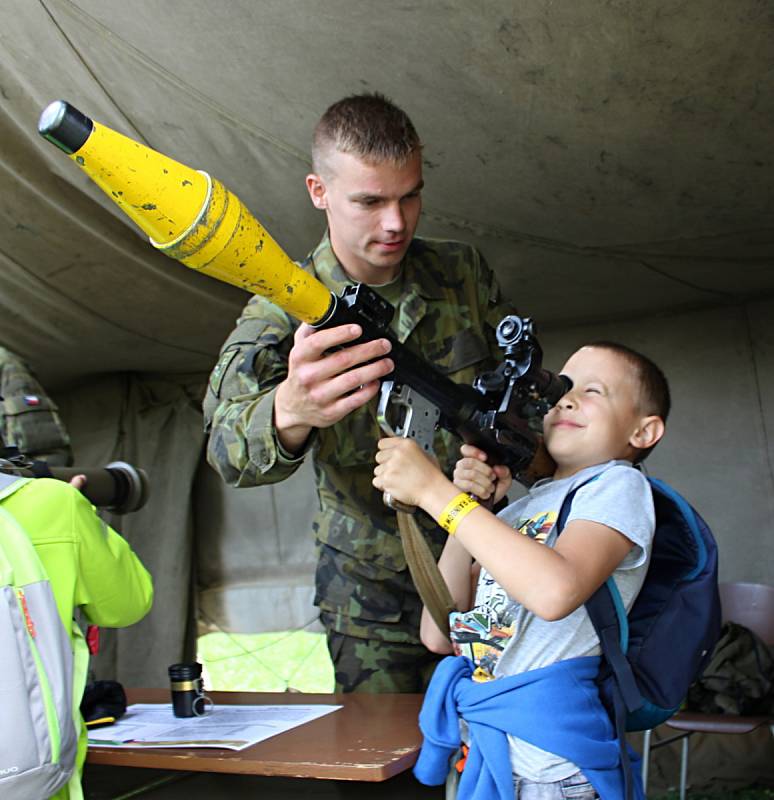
[87,703,342,751]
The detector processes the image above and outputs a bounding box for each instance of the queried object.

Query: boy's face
[544,346,656,479]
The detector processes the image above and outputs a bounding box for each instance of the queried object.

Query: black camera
[168,662,212,718]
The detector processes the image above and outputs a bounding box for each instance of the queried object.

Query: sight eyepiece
[534,371,573,409]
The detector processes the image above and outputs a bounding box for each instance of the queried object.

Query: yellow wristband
[437,492,480,535]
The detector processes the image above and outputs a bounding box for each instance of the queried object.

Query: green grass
[197,630,335,693]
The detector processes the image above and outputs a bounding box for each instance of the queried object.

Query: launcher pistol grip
[376,380,441,513]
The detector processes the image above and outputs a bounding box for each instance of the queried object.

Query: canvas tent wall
[0,0,773,789]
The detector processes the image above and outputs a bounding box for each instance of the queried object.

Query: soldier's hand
[274,323,393,453]
[453,444,511,503]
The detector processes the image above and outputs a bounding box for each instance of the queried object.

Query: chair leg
[641,728,652,793]
[679,733,691,800]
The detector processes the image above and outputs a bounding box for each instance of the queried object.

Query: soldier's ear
[306,174,328,210]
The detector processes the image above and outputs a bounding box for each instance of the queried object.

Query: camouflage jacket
[0,347,73,466]
[204,234,517,639]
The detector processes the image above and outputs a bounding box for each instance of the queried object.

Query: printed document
[88,703,342,751]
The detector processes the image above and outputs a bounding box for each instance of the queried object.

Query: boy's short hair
[586,341,671,461]
[312,92,422,175]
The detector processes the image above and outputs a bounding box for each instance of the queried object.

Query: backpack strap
[0,477,38,583]
[556,475,642,800]
[0,470,28,497]
[66,615,89,800]
[556,477,645,711]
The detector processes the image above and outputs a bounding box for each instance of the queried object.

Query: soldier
[204,92,518,692]
[0,346,73,466]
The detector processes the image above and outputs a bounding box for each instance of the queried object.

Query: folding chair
[641,581,774,799]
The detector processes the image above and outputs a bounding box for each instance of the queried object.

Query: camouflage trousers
[316,543,444,692]
[325,628,442,693]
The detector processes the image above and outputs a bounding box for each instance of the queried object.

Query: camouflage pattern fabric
[204,233,517,683]
[325,625,443,693]
[0,347,73,466]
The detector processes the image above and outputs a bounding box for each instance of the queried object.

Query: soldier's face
[306,150,423,284]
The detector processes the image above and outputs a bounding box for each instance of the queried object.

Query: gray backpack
[0,473,80,799]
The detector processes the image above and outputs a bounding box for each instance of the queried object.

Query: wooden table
[87,689,424,782]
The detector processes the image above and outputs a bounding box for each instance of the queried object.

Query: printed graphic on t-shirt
[517,509,557,543]
[449,599,515,680]
[449,509,557,679]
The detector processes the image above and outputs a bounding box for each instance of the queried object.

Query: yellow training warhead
[38,101,332,325]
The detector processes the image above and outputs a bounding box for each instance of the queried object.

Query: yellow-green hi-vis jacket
[1,476,153,799]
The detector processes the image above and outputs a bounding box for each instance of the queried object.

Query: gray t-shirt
[448,460,655,782]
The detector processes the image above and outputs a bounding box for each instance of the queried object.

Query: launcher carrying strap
[396,510,457,637]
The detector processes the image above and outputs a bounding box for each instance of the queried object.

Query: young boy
[372,341,670,800]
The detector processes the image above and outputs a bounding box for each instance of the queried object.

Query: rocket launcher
[38,101,568,483]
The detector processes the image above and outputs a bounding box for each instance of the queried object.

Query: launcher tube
[38,100,332,324]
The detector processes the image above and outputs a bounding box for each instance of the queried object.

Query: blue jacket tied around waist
[414,655,644,800]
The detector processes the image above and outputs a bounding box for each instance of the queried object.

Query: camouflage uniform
[0,347,73,466]
[204,233,517,692]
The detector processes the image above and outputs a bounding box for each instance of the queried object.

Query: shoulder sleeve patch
[208,349,239,399]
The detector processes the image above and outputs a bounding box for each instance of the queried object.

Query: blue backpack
[558,475,721,796]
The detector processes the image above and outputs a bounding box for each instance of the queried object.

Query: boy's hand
[453,444,512,503]
[373,437,444,509]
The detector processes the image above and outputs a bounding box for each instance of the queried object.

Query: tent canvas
[1,2,773,791]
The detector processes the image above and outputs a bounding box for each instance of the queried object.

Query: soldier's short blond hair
[312,92,422,176]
